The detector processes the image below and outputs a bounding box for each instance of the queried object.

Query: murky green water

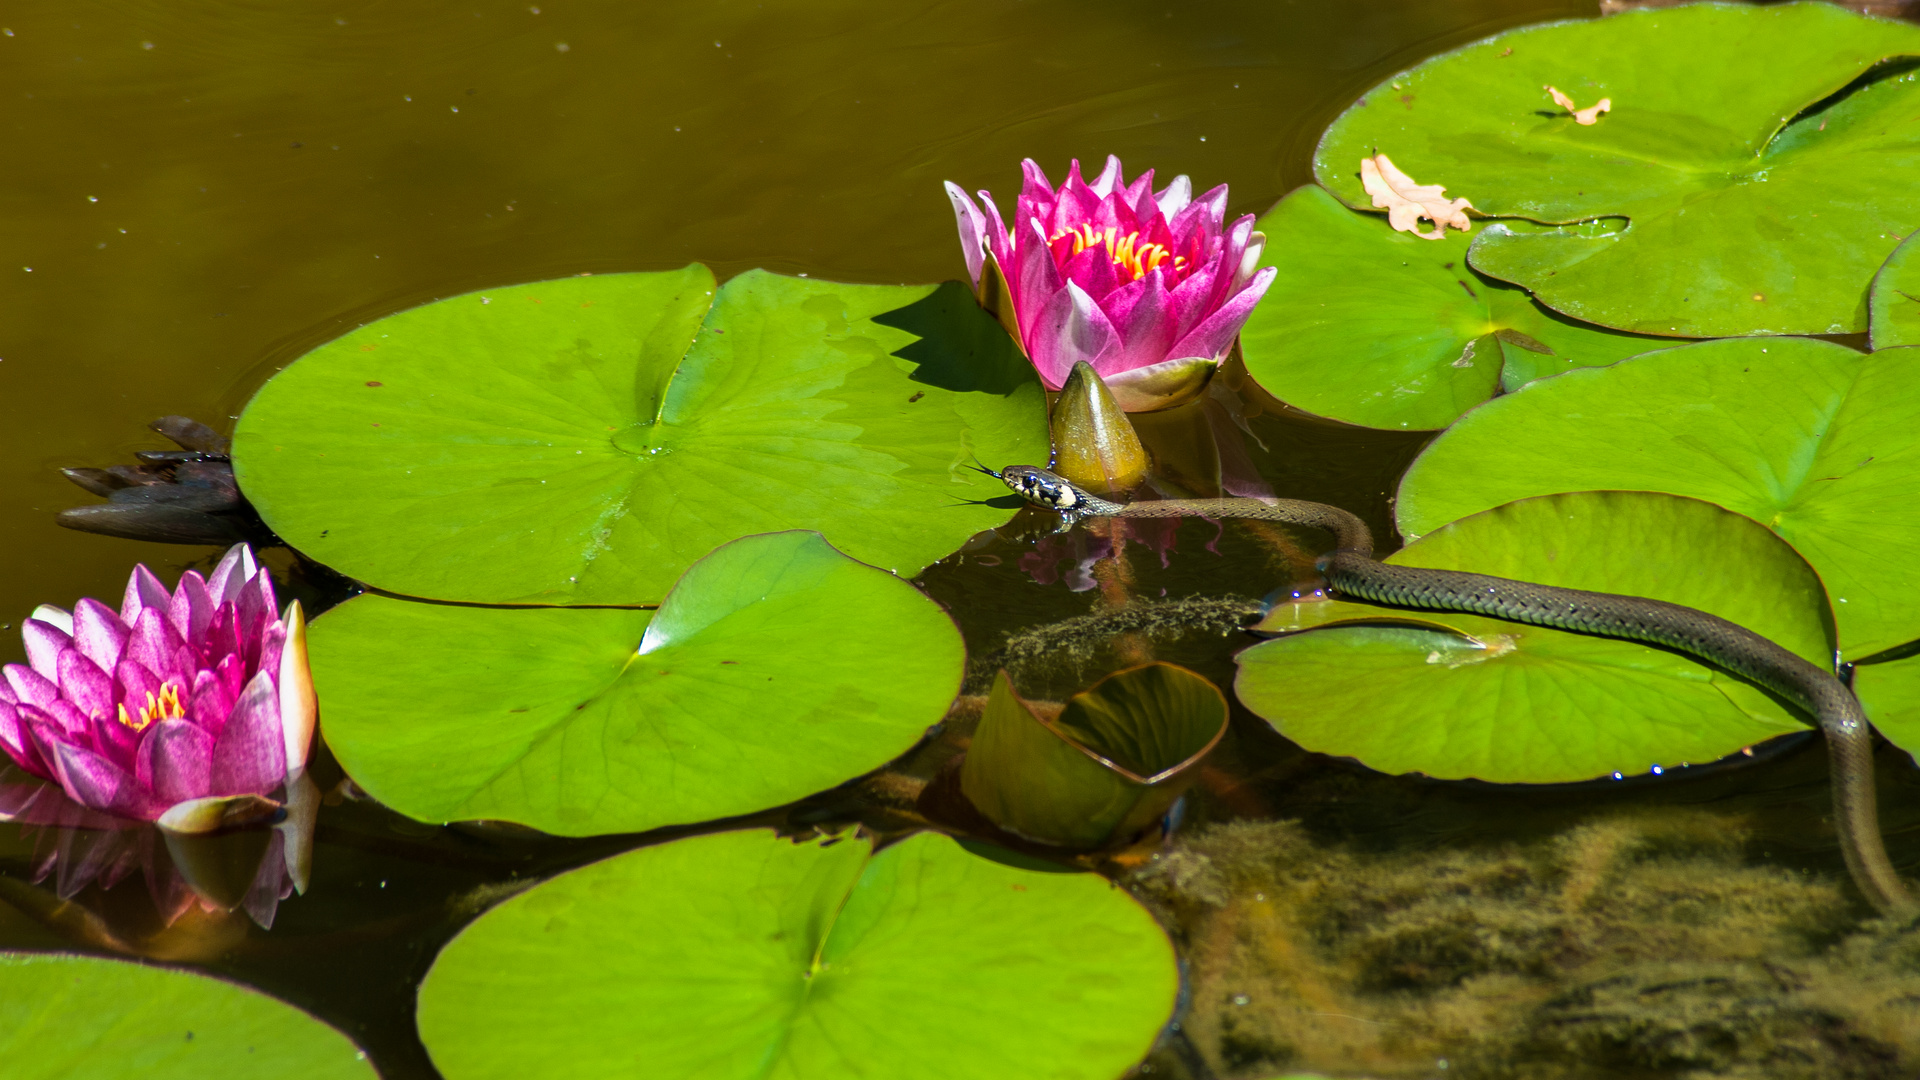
[7,3,1916,1078]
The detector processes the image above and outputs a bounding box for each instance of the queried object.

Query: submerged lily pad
[1397,338,1920,660]
[1238,186,1659,430]
[416,829,1177,1080]
[309,531,961,835]
[1870,229,1920,350]
[0,953,375,1080]
[1848,652,1920,758]
[1239,492,1828,783]
[961,664,1227,849]
[233,268,1047,604]
[1315,4,1920,336]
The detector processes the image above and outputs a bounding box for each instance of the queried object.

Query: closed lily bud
[1050,361,1148,495]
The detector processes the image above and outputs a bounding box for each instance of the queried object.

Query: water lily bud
[1050,361,1148,495]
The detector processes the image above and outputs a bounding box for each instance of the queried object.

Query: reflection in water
[0,765,316,948]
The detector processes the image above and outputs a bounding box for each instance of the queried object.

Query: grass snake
[992,463,1913,916]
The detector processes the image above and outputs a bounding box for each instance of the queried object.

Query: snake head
[998,465,1093,528]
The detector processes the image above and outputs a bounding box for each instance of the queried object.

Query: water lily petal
[977,191,1014,282]
[1019,158,1055,211]
[55,648,115,723]
[188,668,236,735]
[1029,281,1122,390]
[1155,174,1192,220]
[277,602,317,773]
[1014,216,1066,343]
[204,603,241,673]
[22,618,71,682]
[1107,268,1182,375]
[1235,230,1267,292]
[137,719,215,806]
[1123,167,1155,209]
[1088,154,1123,198]
[121,564,172,625]
[49,739,163,819]
[128,607,189,685]
[944,181,987,290]
[210,670,287,797]
[29,604,73,636]
[168,570,214,646]
[0,700,53,779]
[206,543,258,607]
[4,664,61,710]
[71,598,130,672]
[1164,265,1277,365]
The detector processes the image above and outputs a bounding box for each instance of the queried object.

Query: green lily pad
[0,953,375,1080]
[1238,185,1661,431]
[309,530,961,835]
[1238,491,1828,783]
[1849,652,1920,758]
[1314,4,1920,336]
[960,664,1227,849]
[416,829,1177,1080]
[1870,229,1920,350]
[1397,337,1920,660]
[232,268,1047,604]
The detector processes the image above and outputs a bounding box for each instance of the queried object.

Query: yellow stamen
[1050,222,1186,282]
[117,682,186,732]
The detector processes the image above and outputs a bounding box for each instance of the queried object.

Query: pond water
[4,2,1918,1078]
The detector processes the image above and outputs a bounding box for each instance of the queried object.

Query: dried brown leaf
[1545,85,1611,125]
[1359,154,1474,240]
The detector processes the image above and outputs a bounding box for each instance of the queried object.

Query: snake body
[995,465,1912,915]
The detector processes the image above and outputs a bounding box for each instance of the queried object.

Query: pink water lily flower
[946,156,1277,411]
[0,545,316,827]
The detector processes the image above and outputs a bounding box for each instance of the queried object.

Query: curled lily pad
[0,953,375,1080]
[232,268,1047,604]
[960,664,1228,849]
[1870,229,1920,351]
[1314,4,1920,336]
[1850,651,1920,760]
[1239,492,1828,783]
[308,531,961,836]
[1397,338,1920,660]
[416,829,1177,1080]
[1238,185,1659,430]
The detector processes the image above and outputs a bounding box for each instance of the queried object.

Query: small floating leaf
[416,830,1177,1080]
[0,953,375,1080]
[309,531,961,836]
[1239,492,1828,783]
[1358,154,1473,239]
[961,664,1228,849]
[1238,185,1659,430]
[1397,338,1920,659]
[232,268,1047,604]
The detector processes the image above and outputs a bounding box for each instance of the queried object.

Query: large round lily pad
[1238,185,1660,430]
[233,267,1047,604]
[1239,491,1828,783]
[1314,4,1920,337]
[309,530,962,835]
[1397,337,1920,660]
[416,829,1177,1080]
[1870,229,1920,351]
[0,952,375,1080]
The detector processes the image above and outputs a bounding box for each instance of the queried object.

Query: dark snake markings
[993,463,1913,916]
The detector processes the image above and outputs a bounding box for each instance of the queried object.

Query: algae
[1131,813,1920,1080]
